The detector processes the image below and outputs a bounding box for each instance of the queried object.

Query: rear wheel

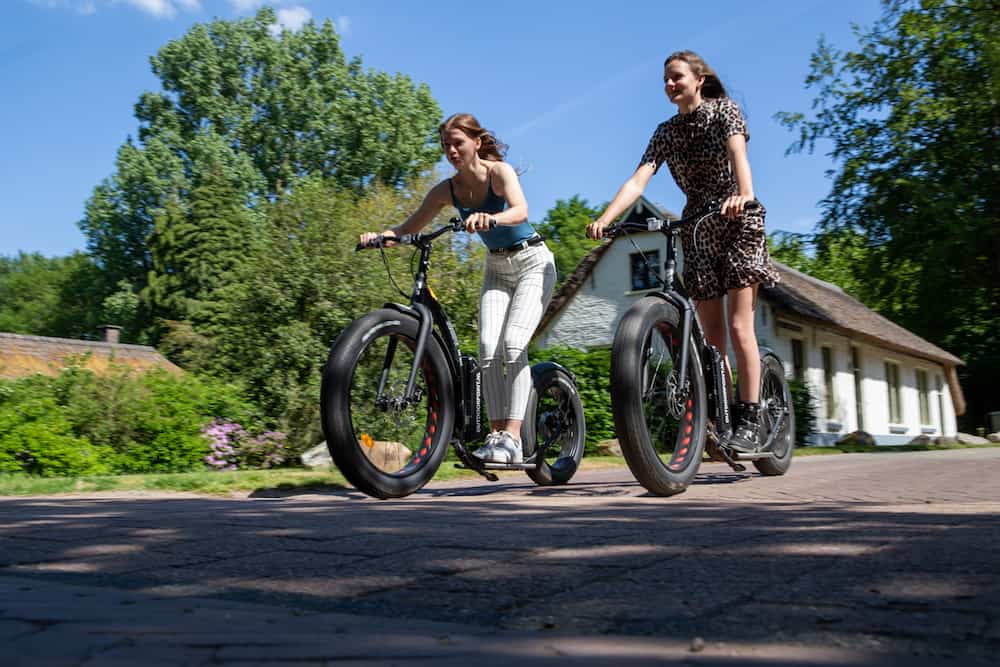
[753,352,794,476]
[611,297,707,496]
[320,309,455,498]
[522,365,585,486]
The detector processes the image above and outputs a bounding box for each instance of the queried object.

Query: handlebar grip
[355,238,382,251]
[451,216,498,230]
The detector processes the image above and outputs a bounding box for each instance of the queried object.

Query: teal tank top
[449,170,537,250]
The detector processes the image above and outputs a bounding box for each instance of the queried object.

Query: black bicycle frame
[610,210,736,438]
[364,223,473,441]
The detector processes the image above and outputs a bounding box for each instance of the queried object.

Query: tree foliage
[534,196,602,286]
[0,253,105,339]
[777,0,1000,427]
[163,175,485,453]
[79,7,443,328]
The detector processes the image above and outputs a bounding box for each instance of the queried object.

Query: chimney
[98,325,122,345]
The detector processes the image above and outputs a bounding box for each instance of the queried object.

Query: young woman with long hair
[586,51,780,452]
[360,113,556,463]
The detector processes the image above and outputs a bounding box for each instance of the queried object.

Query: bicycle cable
[613,206,717,291]
[377,244,411,300]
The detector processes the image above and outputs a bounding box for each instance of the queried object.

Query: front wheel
[611,297,707,496]
[753,352,795,476]
[320,309,455,499]
[522,364,585,486]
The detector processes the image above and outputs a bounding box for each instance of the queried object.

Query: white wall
[756,314,957,444]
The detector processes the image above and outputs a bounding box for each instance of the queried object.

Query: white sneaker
[472,431,501,460]
[484,431,523,464]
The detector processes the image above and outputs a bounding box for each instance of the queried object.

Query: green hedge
[0,364,257,476]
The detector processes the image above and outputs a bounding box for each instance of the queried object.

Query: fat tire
[611,296,707,496]
[320,309,455,499]
[753,352,795,476]
[522,366,586,486]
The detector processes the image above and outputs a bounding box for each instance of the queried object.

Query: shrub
[788,378,819,446]
[0,363,260,476]
[203,420,287,470]
[0,395,113,477]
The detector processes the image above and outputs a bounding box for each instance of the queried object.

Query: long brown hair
[665,50,727,99]
[439,113,508,161]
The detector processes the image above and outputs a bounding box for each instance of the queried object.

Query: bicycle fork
[375,302,433,409]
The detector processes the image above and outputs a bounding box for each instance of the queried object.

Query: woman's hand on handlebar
[463,212,495,233]
[586,219,609,240]
[721,194,756,221]
[358,229,397,249]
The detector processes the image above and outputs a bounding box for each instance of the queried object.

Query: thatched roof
[761,262,962,367]
[0,332,181,380]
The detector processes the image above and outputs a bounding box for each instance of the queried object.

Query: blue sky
[1,0,884,258]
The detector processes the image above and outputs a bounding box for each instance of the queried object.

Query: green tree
[0,253,104,339]
[80,7,443,327]
[144,137,260,332]
[777,0,1000,428]
[199,175,484,452]
[535,196,602,285]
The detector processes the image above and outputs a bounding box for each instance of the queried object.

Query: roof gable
[536,196,676,334]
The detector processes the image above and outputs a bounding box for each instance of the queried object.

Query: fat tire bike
[320,218,586,499]
[604,200,795,496]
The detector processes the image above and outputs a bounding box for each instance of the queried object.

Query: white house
[533,196,965,445]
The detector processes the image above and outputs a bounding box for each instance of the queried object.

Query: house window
[629,251,660,291]
[791,339,805,382]
[851,346,864,431]
[822,346,836,419]
[885,361,902,423]
[916,369,930,424]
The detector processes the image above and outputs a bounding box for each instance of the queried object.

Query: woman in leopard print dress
[587,50,780,452]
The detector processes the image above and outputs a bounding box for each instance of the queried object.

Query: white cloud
[31,0,202,18]
[123,0,177,19]
[336,16,350,36]
[276,6,311,31]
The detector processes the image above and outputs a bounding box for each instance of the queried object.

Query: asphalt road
[1,448,998,665]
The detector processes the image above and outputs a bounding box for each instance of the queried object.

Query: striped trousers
[479,243,557,421]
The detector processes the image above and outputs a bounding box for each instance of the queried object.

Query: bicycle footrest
[454,462,537,471]
[731,451,777,461]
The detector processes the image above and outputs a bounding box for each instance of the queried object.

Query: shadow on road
[1,466,998,664]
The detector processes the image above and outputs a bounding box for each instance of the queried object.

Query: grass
[1,443,995,497]
[793,440,1000,456]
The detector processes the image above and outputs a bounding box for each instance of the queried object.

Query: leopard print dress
[639,97,779,301]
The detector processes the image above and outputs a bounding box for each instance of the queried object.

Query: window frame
[885,360,902,424]
[628,250,661,292]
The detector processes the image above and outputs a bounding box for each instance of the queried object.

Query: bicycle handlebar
[355,217,498,251]
[603,199,761,239]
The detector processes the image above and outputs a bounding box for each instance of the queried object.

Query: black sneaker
[728,401,761,453]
